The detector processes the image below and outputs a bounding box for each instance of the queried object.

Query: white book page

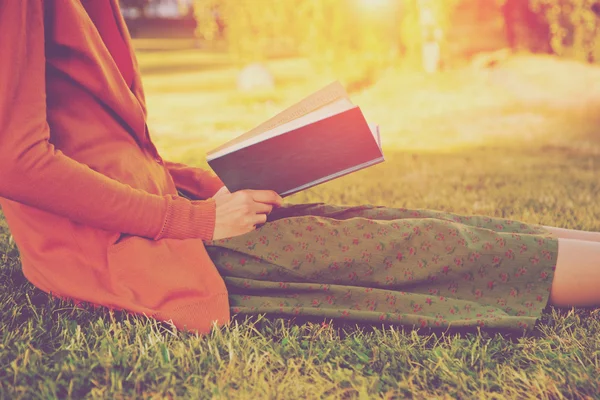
[207,98,356,161]
[368,123,381,148]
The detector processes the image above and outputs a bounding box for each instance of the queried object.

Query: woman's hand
[213,186,231,201]
[212,187,283,240]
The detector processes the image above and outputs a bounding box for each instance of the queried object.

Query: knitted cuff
[155,196,216,241]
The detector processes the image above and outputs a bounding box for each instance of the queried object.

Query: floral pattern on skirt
[205,204,558,331]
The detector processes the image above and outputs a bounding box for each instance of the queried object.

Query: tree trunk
[501,0,517,50]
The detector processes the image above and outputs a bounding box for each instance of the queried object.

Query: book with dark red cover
[206,82,384,196]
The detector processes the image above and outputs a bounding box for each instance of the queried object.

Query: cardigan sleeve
[165,160,225,200]
[0,1,216,241]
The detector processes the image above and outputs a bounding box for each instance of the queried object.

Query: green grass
[1,43,600,398]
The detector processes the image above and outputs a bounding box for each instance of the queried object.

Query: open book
[207,81,384,197]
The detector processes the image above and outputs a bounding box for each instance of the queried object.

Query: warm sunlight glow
[357,0,391,10]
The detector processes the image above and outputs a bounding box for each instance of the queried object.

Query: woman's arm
[165,161,225,200]
[0,1,215,241]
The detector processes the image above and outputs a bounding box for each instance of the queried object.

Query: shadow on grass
[227,308,599,343]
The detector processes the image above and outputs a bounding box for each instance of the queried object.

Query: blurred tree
[501,0,551,52]
[400,0,462,72]
[192,0,221,42]
[415,0,462,72]
[501,0,518,49]
[120,0,149,19]
[193,0,470,86]
[193,0,301,60]
[298,0,402,87]
[530,0,600,62]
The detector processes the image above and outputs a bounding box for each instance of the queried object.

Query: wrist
[155,196,217,240]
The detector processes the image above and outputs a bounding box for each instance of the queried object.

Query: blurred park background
[118,0,600,165]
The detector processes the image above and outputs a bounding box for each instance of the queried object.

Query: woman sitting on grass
[1,0,599,334]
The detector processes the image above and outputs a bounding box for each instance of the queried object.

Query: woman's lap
[205,203,558,331]
[265,203,550,234]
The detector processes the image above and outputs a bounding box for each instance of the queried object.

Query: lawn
[1,42,600,398]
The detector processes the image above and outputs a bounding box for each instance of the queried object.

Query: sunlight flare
[357,0,391,9]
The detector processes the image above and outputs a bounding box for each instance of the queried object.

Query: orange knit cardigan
[0,0,230,333]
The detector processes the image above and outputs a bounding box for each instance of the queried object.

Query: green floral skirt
[205,204,558,331]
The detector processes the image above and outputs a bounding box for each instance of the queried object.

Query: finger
[251,202,273,215]
[250,213,268,226]
[247,190,283,206]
